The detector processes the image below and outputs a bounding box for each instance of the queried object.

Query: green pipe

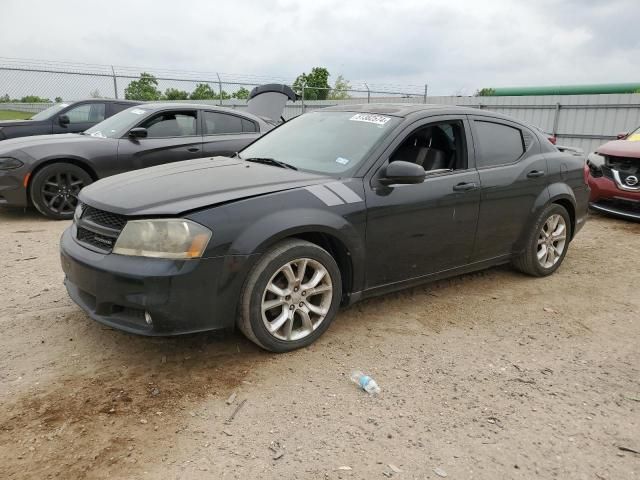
[480,84,640,96]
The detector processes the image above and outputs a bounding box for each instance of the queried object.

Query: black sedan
[60,104,590,352]
[0,99,140,140]
[0,103,274,219]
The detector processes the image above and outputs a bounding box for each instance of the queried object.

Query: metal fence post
[111,66,118,99]
[216,73,223,106]
[301,83,306,113]
[365,83,370,103]
[553,102,561,137]
[424,84,428,104]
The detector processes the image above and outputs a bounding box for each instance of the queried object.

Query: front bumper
[588,175,640,221]
[60,227,256,335]
[0,169,28,207]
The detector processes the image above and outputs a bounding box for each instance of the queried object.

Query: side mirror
[617,132,629,140]
[128,127,148,139]
[58,114,70,126]
[379,161,426,186]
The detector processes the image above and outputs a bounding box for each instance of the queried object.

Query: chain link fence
[0,57,427,119]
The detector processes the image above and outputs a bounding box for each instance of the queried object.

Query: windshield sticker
[130,108,147,115]
[349,113,391,126]
[335,157,350,165]
[628,133,640,142]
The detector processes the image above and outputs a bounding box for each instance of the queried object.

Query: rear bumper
[60,227,256,335]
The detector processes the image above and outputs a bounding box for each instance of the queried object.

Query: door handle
[187,147,200,152]
[452,182,478,192]
[527,170,545,178]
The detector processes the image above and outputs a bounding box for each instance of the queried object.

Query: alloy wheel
[261,258,333,341]
[537,214,567,269]
[41,171,85,215]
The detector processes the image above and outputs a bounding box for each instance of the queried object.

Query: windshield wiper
[244,157,298,170]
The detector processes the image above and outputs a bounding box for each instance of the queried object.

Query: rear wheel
[238,239,342,352]
[30,163,92,220]
[512,203,572,277]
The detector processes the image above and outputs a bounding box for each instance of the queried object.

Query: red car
[586,127,640,221]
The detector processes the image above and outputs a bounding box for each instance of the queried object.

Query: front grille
[74,203,127,253]
[82,206,127,230]
[601,165,614,180]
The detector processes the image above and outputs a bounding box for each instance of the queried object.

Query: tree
[124,72,162,101]
[232,87,250,99]
[164,88,189,100]
[293,67,330,100]
[0,94,10,103]
[190,83,216,100]
[475,88,495,97]
[20,95,50,103]
[328,75,351,100]
[54,96,63,103]
[90,89,102,98]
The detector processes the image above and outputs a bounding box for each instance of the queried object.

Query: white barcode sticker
[349,113,391,125]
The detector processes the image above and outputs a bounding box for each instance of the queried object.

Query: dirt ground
[0,207,638,480]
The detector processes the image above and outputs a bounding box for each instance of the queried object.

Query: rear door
[201,110,261,156]
[116,109,203,170]
[469,116,548,261]
[52,101,107,134]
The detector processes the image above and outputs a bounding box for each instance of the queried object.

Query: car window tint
[390,121,467,171]
[141,111,197,138]
[113,103,136,114]
[242,118,258,133]
[66,103,106,124]
[203,111,243,134]
[475,121,524,167]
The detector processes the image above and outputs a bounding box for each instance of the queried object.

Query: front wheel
[512,203,572,277]
[30,162,93,220]
[238,239,342,352]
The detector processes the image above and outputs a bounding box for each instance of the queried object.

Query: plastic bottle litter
[350,370,381,395]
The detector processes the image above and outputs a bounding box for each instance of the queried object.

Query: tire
[30,163,93,220]
[238,239,342,352]
[512,203,572,277]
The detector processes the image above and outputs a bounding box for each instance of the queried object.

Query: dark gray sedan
[0,103,274,218]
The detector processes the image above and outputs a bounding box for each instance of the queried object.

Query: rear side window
[474,121,524,167]
[66,103,106,123]
[203,111,248,134]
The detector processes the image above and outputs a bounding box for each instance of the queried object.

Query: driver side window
[139,110,198,138]
[389,120,467,172]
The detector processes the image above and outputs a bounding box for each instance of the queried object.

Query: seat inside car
[391,124,457,171]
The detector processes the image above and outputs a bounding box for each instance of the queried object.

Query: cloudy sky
[2,0,639,95]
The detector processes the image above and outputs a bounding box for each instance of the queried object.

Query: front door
[117,109,203,171]
[364,117,481,288]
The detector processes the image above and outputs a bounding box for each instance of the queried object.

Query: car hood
[0,132,101,155]
[596,140,640,159]
[80,157,332,216]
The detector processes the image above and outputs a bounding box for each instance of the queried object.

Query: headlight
[74,202,84,222]
[113,219,212,259]
[586,152,604,168]
[0,157,24,170]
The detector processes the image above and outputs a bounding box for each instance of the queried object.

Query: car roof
[70,99,140,104]
[321,103,517,121]
[140,102,264,121]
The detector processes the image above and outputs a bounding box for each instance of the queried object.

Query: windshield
[30,103,69,121]
[628,126,640,142]
[84,106,151,138]
[240,111,401,175]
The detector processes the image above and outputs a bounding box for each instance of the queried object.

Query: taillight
[548,136,557,145]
